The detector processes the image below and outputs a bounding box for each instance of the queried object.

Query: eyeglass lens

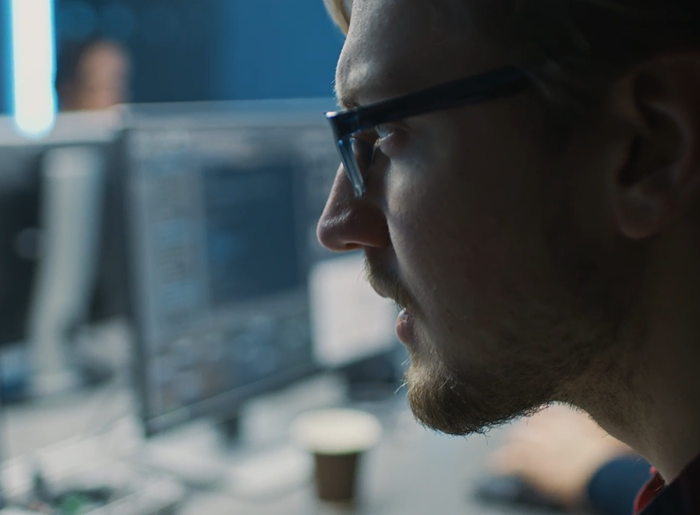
[338,136,375,198]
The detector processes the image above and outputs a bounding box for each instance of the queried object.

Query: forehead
[336,0,496,107]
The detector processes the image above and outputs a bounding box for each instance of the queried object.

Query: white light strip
[11,0,57,138]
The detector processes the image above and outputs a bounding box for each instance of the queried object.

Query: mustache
[363,257,418,315]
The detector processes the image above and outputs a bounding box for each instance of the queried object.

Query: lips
[365,261,420,345]
[366,260,416,312]
[396,309,416,345]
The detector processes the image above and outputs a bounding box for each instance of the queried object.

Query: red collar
[634,467,666,515]
[634,454,700,514]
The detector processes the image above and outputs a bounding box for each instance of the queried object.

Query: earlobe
[615,142,700,240]
[613,54,700,240]
[614,163,675,240]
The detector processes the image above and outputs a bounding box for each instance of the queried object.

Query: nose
[316,165,390,252]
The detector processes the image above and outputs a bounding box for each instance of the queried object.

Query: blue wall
[2,0,345,111]
[127,0,222,103]
[215,0,344,100]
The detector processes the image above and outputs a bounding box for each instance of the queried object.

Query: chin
[403,351,559,436]
[401,268,623,436]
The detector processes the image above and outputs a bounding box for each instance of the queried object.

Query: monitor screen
[122,107,323,435]
[0,146,43,347]
[0,112,123,346]
[122,101,400,436]
[202,162,299,306]
[0,113,120,401]
[309,253,397,368]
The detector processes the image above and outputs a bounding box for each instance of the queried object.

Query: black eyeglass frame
[325,65,533,198]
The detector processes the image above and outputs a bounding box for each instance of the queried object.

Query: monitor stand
[219,414,242,445]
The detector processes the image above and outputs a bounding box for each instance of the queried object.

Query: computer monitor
[0,143,43,349]
[0,111,120,394]
[120,101,332,436]
[120,100,402,436]
[309,253,398,369]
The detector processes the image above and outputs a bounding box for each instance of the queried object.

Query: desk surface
[2,379,556,515]
[181,423,551,515]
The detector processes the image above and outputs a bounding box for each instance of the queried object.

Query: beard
[403,292,624,436]
[404,340,583,436]
[402,197,630,437]
[405,356,544,436]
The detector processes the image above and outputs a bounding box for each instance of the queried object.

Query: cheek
[384,112,559,351]
[389,185,515,338]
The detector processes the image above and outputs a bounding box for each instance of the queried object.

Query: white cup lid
[292,409,383,455]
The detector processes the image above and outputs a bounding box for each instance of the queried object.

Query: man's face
[75,43,130,110]
[318,0,634,435]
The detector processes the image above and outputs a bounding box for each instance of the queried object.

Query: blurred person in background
[317,0,700,512]
[52,38,131,386]
[55,38,130,111]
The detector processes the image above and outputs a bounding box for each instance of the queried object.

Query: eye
[373,124,404,157]
[352,136,376,171]
[375,124,394,141]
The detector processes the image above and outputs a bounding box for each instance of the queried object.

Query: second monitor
[120,100,400,438]
[121,102,329,436]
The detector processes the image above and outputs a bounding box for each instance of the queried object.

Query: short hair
[323,0,700,125]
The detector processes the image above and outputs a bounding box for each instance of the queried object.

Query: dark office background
[0,0,344,113]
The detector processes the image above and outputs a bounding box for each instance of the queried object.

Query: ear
[613,53,700,240]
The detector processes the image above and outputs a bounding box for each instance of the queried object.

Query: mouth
[369,278,416,344]
[394,308,416,345]
[364,260,419,346]
[365,256,416,309]
[368,277,407,312]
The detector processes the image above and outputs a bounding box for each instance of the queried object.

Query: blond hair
[321,0,700,126]
[324,0,351,34]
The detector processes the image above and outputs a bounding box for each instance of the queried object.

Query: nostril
[316,209,356,252]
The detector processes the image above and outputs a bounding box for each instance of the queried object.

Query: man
[316,1,700,512]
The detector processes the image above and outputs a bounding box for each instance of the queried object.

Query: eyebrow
[334,65,413,111]
[334,82,360,111]
[334,62,382,110]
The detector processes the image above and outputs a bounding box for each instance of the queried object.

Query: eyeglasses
[325,65,533,198]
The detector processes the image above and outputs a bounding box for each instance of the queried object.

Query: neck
[585,224,700,483]
[635,324,700,481]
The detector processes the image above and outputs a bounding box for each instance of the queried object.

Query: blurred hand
[490,404,633,508]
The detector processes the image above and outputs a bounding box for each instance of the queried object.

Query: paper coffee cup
[292,409,382,502]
